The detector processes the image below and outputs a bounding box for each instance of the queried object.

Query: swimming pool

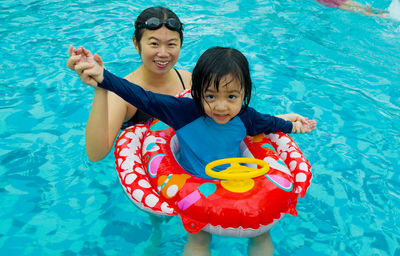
[0,0,399,255]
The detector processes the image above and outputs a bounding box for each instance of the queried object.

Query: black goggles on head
[137,17,183,31]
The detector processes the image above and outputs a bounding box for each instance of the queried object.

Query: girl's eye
[169,43,177,47]
[228,95,237,100]
[150,42,158,46]
[205,95,215,100]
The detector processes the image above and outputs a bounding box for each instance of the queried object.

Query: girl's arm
[76,57,195,136]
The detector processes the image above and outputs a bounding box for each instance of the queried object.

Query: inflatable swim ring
[114,91,312,237]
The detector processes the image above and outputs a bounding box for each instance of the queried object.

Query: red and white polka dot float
[114,91,312,237]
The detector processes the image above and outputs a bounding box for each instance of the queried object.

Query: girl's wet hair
[134,6,183,46]
[191,47,252,114]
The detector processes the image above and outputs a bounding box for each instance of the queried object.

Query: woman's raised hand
[67,45,105,87]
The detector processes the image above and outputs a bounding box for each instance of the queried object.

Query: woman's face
[135,26,181,75]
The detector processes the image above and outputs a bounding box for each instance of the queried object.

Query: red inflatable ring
[114,110,312,237]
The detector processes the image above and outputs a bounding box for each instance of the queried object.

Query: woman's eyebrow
[147,37,179,42]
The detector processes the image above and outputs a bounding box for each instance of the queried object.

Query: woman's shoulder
[176,69,192,77]
[123,71,141,85]
[176,69,192,89]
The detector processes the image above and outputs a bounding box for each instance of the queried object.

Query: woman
[67,6,191,162]
[67,6,194,255]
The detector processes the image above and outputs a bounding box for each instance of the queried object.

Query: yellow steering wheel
[205,157,269,193]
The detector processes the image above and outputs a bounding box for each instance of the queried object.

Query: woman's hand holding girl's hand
[74,52,105,88]
[67,46,105,88]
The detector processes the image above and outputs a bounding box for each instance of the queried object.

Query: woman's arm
[85,88,128,161]
[68,46,131,161]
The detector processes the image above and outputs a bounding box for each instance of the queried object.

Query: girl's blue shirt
[99,69,293,179]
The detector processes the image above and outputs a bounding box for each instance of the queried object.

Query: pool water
[1,0,399,255]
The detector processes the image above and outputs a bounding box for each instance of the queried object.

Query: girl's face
[135,26,181,75]
[202,75,244,124]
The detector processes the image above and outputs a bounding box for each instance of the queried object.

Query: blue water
[1,0,399,255]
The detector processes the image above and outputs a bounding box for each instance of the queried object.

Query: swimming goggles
[137,17,183,31]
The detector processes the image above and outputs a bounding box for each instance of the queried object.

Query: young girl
[76,46,316,178]
[75,46,316,255]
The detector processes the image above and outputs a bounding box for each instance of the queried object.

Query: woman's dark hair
[191,47,252,114]
[134,6,183,47]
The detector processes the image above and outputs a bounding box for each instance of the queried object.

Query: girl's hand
[66,45,81,70]
[75,53,104,88]
[292,119,317,133]
[67,45,105,87]
[276,113,317,133]
[277,113,306,123]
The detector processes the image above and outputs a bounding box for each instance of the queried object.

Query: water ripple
[1,0,399,255]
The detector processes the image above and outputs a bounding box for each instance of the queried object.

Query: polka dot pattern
[166,185,179,197]
[114,92,194,217]
[265,132,312,198]
[115,124,177,216]
[125,173,137,185]
[145,194,159,207]
[138,179,151,188]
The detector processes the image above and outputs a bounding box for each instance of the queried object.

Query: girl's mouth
[213,114,229,121]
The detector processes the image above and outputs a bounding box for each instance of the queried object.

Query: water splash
[388,0,400,20]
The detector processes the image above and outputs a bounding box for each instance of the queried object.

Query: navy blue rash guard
[99,69,293,179]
